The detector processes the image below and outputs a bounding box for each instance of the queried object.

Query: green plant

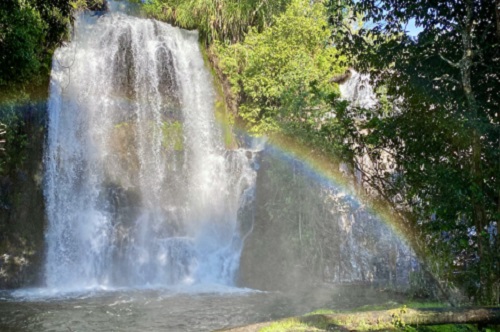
[0,0,72,87]
[391,305,408,329]
[216,0,346,134]
[144,0,290,45]
[0,1,46,85]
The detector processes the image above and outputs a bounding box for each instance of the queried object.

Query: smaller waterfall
[44,8,257,291]
[339,70,377,109]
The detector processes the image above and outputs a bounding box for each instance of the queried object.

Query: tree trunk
[218,307,500,332]
[459,0,490,302]
[494,0,500,303]
[496,0,500,39]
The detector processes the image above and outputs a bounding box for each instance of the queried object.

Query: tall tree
[329,0,500,303]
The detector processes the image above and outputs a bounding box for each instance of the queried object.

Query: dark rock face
[0,101,47,289]
[238,147,418,292]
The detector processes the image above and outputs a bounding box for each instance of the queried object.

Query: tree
[328,0,500,304]
[0,0,71,87]
[0,1,46,85]
[216,0,347,136]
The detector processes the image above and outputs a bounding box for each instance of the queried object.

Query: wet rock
[0,101,47,289]
[238,147,419,292]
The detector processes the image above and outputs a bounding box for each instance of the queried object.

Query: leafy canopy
[143,0,290,44]
[0,0,71,87]
[216,0,345,134]
[328,0,500,304]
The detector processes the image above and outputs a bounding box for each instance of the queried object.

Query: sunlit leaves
[143,0,290,44]
[216,0,346,134]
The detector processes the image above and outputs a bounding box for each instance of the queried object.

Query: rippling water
[0,285,409,332]
[0,290,294,332]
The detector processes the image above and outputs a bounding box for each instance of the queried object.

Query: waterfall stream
[44,7,256,291]
[339,70,377,110]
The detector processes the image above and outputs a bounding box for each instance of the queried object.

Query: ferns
[144,0,290,44]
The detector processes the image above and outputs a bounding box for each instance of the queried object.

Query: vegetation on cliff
[0,0,109,89]
[215,0,345,134]
[143,0,289,44]
[0,0,71,87]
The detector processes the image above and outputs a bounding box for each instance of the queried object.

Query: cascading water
[44,6,256,291]
[339,70,377,109]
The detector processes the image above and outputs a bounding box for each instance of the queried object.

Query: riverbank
[217,302,500,332]
[0,285,452,332]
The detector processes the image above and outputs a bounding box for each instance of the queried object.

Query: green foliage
[70,0,106,11]
[0,0,71,87]
[328,0,500,304]
[143,0,290,44]
[216,0,346,135]
[259,319,319,332]
[0,2,46,85]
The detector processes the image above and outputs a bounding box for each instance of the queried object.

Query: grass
[405,325,493,332]
[259,318,323,332]
[305,309,337,316]
[345,301,448,313]
[257,302,497,332]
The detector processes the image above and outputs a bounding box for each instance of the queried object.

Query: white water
[339,70,377,109]
[44,8,256,292]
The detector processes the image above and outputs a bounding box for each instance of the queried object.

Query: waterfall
[44,8,256,290]
[339,70,377,110]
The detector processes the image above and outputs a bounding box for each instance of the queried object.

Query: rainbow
[232,125,417,251]
[0,84,416,256]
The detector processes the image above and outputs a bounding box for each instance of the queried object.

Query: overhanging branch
[439,53,460,68]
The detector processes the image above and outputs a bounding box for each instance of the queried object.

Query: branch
[251,0,268,23]
[433,74,460,85]
[439,53,460,68]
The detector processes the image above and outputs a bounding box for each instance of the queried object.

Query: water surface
[0,285,409,332]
